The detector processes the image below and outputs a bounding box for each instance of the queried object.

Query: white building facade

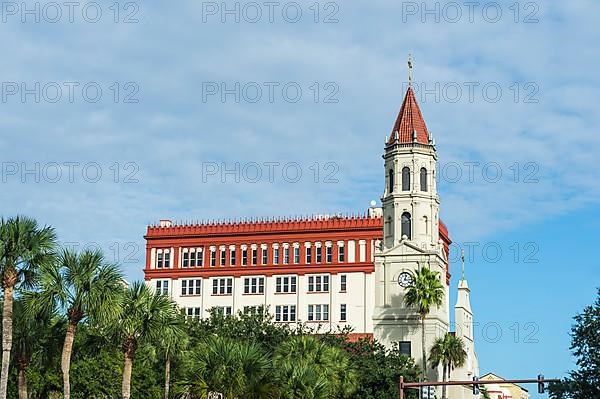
[144,86,479,387]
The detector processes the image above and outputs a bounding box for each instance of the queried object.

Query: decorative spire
[387,85,430,145]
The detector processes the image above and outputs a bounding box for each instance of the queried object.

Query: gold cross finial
[408,54,413,87]
[461,249,465,280]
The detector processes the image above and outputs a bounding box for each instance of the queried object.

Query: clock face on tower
[397,271,413,288]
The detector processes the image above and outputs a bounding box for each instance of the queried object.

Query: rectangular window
[155,280,169,296]
[307,304,329,321]
[274,247,280,264]
[230,249,236,266]
[251,248,257,265]
[181,279,202,296]
[306,246,312,264]
[183,251,189,268]
[283,247,290,264]
[243,277,265,294]
[216,306,232,316]
[242,248,248,266]
[212,278,233,295]
[340,275,347,292]
[308,275,329,292]
[185,307,201,318]
[293,246,300,264]
[262,248,268,265]
[244,306,260,315]
[220,249,226,266]
[275,276,297,293]
[189,250,196,267]
[326,246,332,263]
[210,249,216,267]
[164,251,170,268]
[275,305,296,322]
[340,304,347,322]
[338,245,345,262]
[316,246,322,263]
[399,341,411,357]
[156,252,163,268]
[196,250,203,267]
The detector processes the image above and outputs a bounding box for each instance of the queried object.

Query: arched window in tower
[420,167,427,191]
[401,212,411,239]
[402,167,410,191]
[388,169,394,193]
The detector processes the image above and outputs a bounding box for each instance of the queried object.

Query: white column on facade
[359,240,366,262]
[347,240,355,263]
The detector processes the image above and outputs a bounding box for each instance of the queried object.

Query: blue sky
[1,0,599,393]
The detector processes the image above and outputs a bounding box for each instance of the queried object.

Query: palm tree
[275,361,329,399]
[115,281,182,399]
[429,333,467,399]
[274,335,357,398]
[27,248,124,399]
[403,266,445,385]
[179,335,275,399]
[0,216,56,399]
[158,312,187,399]
[11,299,52,399]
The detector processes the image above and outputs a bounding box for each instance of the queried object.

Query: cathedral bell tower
[373,60,451,383]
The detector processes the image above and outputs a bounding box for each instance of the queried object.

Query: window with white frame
[262,247,268,264]
[212,278,233,295]
[155,280,169,296]
[293,246,300,264]
[306,246,312,264]
[244,305,261,315]
[308,275,329,292]
[283,247,290,264]
[338,243,345,262]
[275,305,296,322]
[308,304,329,321]
[156,250,171,269]
[340,304,347,322]
[243,277,265,294]
[251,248,257,265]
[326,245,332,263]
[181,279,202,296]
[215,306,232,316]
[316,246,322,263]
[340,274,347,292]
[185,307,201,318]
[275,276,297,293]
[230,248,236,266]
[242,247,248,266]
[220,248,226,266]
[273,246,280,264]
[210,248,216,267]
[182,248,203,268]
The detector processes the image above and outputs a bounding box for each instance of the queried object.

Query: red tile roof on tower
[388,86,430,145]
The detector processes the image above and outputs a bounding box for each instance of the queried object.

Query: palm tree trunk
[163,357,171,399]
[421,315,426,376]
[421,315,426,399]
[441,363,447,399]
[122,348,135,399]
[17,365,27,399]
[62,321,78,399]
[0,282,15,399]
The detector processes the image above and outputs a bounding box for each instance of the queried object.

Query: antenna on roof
[408,53,413,87]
